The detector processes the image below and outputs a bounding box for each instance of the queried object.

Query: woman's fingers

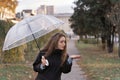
[42,56,46,60]
[41,56,47,65]
[70,55,81,59]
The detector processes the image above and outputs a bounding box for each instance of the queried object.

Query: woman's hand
[41,56,49,66]
[70,55,81,59]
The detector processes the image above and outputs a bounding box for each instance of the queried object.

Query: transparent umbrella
[3,14,64,51]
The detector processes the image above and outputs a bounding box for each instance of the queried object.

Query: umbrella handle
[32,34,41,51]
[27,23,40,51]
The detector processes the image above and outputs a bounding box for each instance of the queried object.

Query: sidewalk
[61,40,87,80]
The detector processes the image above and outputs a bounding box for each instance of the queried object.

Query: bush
[0,20,15,63]
[82,38,99,44]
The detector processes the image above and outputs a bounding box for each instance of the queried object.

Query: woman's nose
[63,42,65,46]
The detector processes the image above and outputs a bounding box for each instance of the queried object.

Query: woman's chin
[59,48,64,50]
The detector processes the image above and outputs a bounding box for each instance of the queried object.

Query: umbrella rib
[27,22,41,51]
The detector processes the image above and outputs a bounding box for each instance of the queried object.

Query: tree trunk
[107,32,114,53]
[101,35,106,50]
[107,38,113,53]
[118,32,120,57]
[80,35,83,40]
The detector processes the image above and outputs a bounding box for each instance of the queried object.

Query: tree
[70,0,116,53]
[108,1,120,57]
[0,0,18,19]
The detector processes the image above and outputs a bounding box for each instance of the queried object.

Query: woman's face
[57,36,66,50]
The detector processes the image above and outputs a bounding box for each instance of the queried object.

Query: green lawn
[76,41,120,80]
[0,64,36,80]
[0,49,38,80]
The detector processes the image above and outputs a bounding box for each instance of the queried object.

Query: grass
[0,64,36,80]
[0,49,38,80]
[76,41,120,80]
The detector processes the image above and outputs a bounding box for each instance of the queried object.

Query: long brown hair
[42,32,67,66]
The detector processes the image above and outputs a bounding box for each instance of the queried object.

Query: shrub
[82,38,99,44]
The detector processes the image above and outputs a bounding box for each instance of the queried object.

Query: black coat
[33,49,72,80]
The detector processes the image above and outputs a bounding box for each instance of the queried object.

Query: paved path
[61,40,87,80]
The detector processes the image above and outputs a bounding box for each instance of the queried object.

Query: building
[16,9,36,19]
[22,9,36,18]
[54,13,79,39]
[37,5,54,15]
[54,13,73,34]
[46,6,54,15]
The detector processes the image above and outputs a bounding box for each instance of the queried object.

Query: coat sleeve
[61,55,73,73]
[33,51,48,73]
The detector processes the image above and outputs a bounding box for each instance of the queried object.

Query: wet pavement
[61,39,87,80]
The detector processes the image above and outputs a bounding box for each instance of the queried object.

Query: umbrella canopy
[3,14,64,51]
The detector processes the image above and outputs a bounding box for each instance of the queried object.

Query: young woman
[33,32,80,80]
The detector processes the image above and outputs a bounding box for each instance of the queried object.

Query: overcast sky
[16,0,76,13]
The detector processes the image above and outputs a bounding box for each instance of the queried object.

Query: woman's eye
[60,41,65,43]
